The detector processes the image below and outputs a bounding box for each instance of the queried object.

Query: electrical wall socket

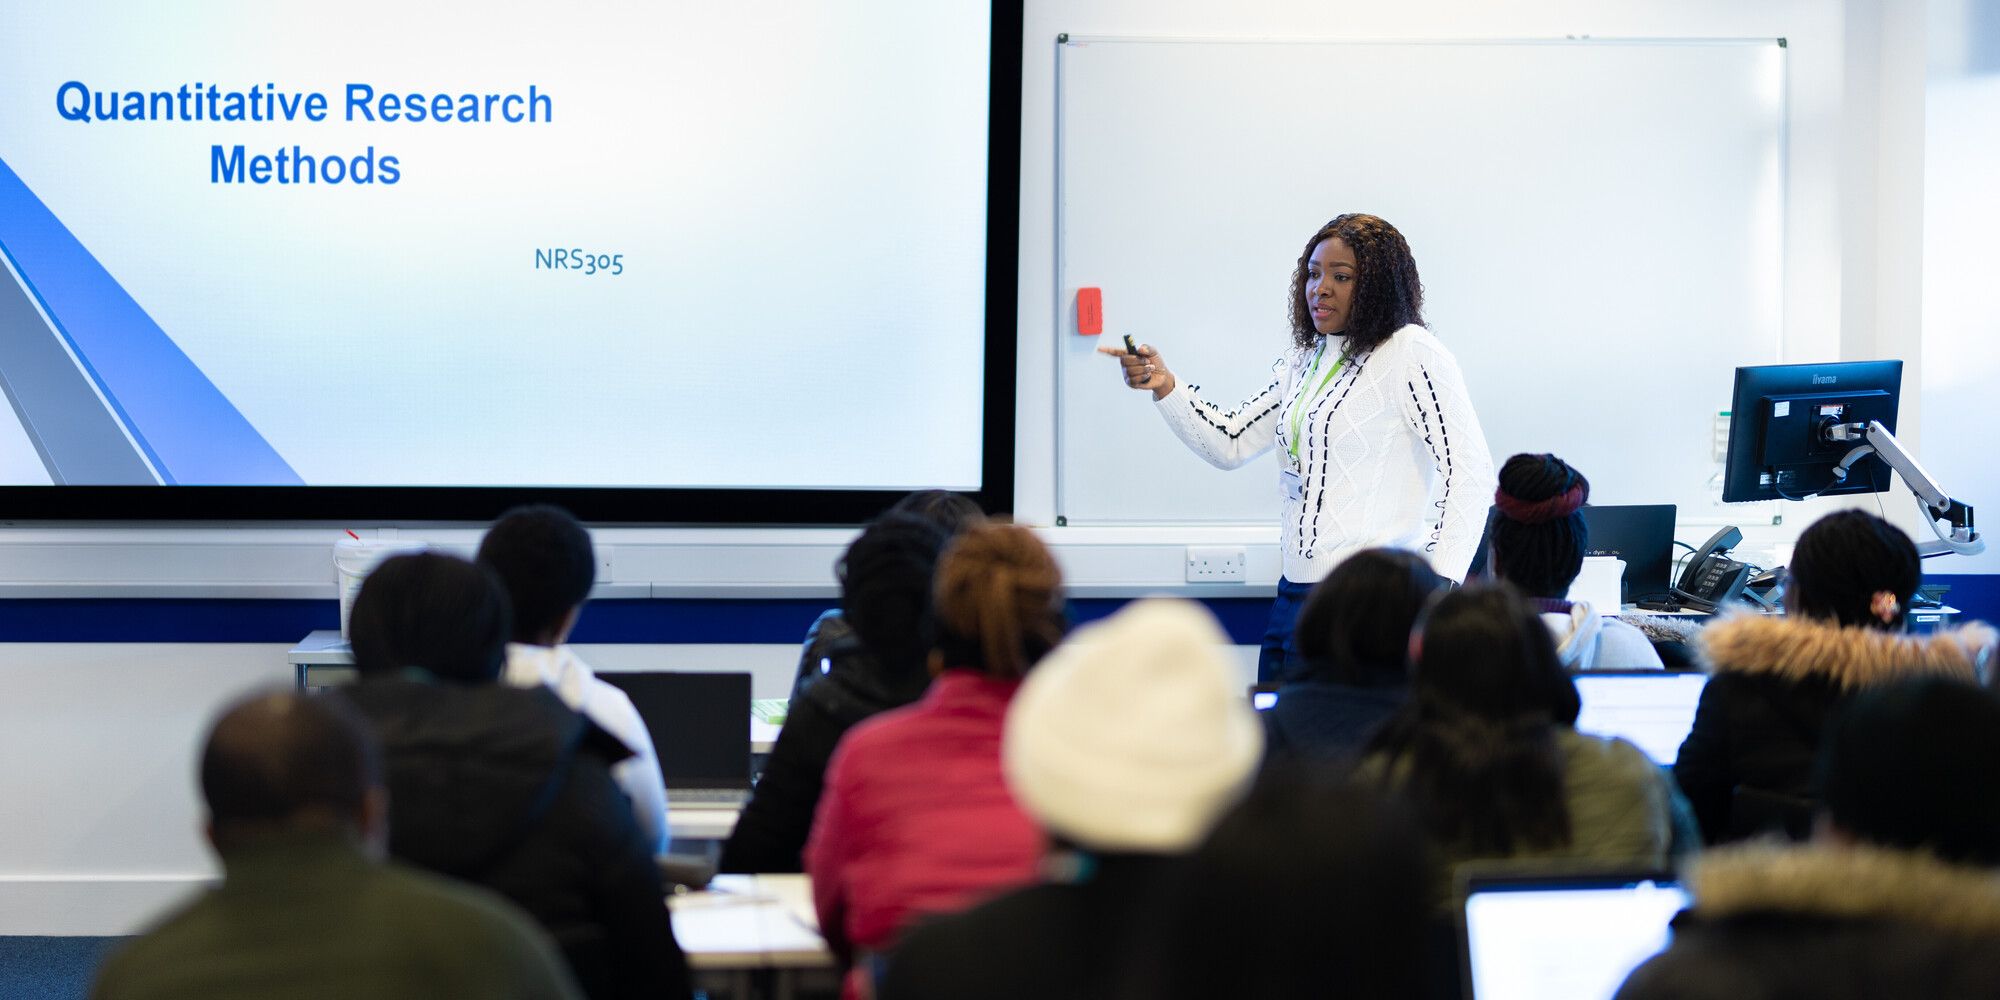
[1185,545,1247,582]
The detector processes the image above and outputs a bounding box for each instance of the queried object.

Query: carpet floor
[0,937,125,1000]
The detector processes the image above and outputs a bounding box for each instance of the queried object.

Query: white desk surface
[670,874,831,970]
[290,630,781,752]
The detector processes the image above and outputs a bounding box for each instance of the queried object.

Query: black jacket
[1261,677,1405,764]
[1616,843,2000,1000]
[1673,616,1990,843]
[336,679,691,1000]
[878,854,1176,1000]
[720,618,926,874]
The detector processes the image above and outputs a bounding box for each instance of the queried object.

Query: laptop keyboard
[674,788,751,808]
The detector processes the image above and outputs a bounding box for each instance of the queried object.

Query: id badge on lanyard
[1281,344,1344,504]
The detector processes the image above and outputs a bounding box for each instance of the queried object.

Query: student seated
[1262,548,1447,762]
[1673,510,1993,843]
[806,523,1063,1000]
[1112,763,1437,1000]
[91,690,581,1000]
[1489,453,1662,669]
[477,504,669,853]
[1358,583,1689,905]
[333,553,690,1000]
[1619,678,2000,1000]
[880,598,1265,1000]
[722,513,950,874]
[788,490,984,704]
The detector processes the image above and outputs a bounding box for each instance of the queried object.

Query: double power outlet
[1185,545,1247,582]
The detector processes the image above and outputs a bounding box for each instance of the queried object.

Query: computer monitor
[1464,503,1677,605]
[1460,869,1688,1000]
[1722,360,1903,503]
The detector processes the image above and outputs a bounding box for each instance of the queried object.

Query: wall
[0,0,1967,935]
[1921,0,2000,575]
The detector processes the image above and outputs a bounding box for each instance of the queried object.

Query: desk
[670,874,836,999]
[1622,606,1960,630]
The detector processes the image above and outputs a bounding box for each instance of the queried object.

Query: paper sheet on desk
[754,874,821,931]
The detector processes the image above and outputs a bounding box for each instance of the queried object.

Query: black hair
[476,504,596,645]
[886,489,986,538]
[1817,678,2000,867]
[1293,548,1447,687]
[201,688,380,842]
[1363,584,1579,855]
[349,552,511,683]
[839,513,951,699]
[1489,453,1592,599]
[1120,762,1433,1000]
[1788,510,1922,630]
[1287,213,1426,355]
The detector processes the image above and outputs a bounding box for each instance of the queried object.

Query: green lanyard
[1287,344,1348,465]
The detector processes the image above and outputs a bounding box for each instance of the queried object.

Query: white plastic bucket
[334,538,428,639]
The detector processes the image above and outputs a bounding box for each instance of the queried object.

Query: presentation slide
[0,1,994,491]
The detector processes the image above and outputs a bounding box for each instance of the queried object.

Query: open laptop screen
[1462,871,1687,1000]
[1465,503,1678,605]
[1573,671,1709,766]
[598,672,752,792]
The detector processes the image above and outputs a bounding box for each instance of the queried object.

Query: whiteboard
[1055,37,1785,525]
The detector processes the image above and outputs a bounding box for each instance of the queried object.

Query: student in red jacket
[806,523,1065,998]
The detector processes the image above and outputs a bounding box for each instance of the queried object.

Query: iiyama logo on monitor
[1812,375,1838,384]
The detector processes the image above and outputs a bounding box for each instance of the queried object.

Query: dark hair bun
[1494,453,1589,525]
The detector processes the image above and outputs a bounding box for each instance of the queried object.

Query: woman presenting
[1103,213,1495,682]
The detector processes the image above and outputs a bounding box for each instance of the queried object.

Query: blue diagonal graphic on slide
[0,156,302,485]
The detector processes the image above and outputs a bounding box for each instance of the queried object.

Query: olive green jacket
[92,831,581,1000]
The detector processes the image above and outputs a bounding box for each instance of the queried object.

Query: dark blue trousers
[1257,576,1314,684]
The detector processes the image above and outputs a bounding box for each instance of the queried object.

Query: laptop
[1573,670,1709,766]
[1460,868,1688,1000]
[1465,503,1678,606]
[1579,504,1678,605]
[598,672,753,809]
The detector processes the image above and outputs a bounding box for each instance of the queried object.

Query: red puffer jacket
[806,669,1044,996]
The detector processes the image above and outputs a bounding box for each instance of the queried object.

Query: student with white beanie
[877,598,1264,1000]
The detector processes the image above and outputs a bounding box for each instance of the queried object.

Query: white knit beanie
[1003,597,1264,853]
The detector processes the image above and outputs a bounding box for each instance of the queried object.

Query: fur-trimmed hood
[1697,615,1994,689]
[1686,842,2000,937]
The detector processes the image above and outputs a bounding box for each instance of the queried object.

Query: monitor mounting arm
[1827,420,1983,558]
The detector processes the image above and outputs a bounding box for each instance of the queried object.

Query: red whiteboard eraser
[1076,287,1103,335]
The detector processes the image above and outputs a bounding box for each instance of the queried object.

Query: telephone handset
[1674,526,1754,611]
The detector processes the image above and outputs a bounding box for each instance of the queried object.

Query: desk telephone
[1673,526,1755,611]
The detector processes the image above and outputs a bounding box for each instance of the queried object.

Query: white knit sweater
[1154,324,1496,583]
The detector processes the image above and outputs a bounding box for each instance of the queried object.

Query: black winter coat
[719,615,927,874]
[336,679,691,1000]
[1260,677,1405,764]
[878,854,1176,1000]
[1616,843,2000,1000]
[1673,616,1990,844]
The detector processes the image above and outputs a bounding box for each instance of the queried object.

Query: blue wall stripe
[0,596,1279,645]
[0,580,1983,647]
[1930,574,2000,628]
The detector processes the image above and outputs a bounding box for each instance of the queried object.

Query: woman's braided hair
[1490,453,1592,599]
[1287,213,1426,353]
